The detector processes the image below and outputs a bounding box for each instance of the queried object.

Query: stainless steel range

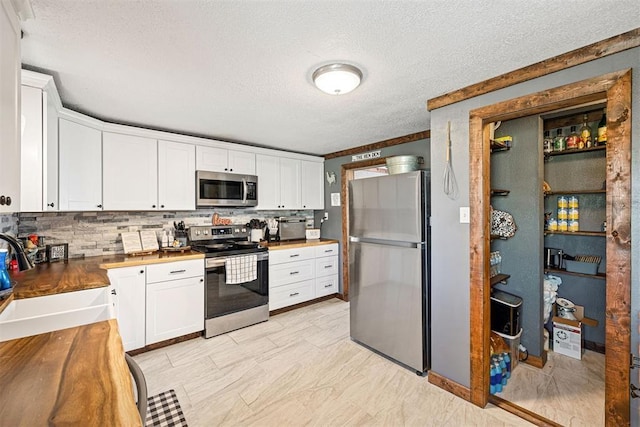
[189,225,269,338]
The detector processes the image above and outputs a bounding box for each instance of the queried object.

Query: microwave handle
[242,178,248,204]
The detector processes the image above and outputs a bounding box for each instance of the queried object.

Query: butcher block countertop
[0,319,141,426]
[261,238,339,250]
[6,250,204,300]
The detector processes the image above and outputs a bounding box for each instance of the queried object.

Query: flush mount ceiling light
[312,63,363,95]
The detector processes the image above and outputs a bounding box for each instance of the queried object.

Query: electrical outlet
[460,207,470,224]
[324,212,329,220]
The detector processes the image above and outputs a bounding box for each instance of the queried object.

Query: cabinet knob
[224,168,228,171]
[229,168,233,172]
[200,278,204,282]
[111,289,117,295]
[152,204,156,208]
[5,196,11,206]
[47,202,55,207]
[139,270,144,274]
[97,204,102,208]
[160,204,164,208]
[0,196,5,205]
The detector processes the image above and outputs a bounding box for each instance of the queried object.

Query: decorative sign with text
[351,150,381,162]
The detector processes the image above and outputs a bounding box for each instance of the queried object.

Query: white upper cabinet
[256,154,301,210]
[103,132,158,210]
[0,5,21,212]
[158,140,195,210]
[196,145,256,175]
[279,157,301,209]
[59,119,103,210]
[20,84,59,212]
[300,160,324,210]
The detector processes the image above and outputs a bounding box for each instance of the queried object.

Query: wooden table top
[0,319,141,426]
[261,238,339,250]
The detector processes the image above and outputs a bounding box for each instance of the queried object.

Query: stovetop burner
[188,225,266,257]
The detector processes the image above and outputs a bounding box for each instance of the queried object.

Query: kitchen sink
[0,287,115,342]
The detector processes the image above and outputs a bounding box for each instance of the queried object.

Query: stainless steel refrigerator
[348,170,430,374]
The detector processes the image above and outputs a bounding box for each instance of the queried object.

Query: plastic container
[565,259,599,275]
[490,290,522,336]
[494,328,523,370]
[385,155,420,175]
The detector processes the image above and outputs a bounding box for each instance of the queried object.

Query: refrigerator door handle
[349,236,424,249]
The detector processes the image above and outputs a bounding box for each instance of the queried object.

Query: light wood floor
[498,347,605,425]
[134,298,533,426]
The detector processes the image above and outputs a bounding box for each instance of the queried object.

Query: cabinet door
[279,157,301,209]
[146,276,204,345]
[256,154,281,209]
[107,266,146,351]
[158,140,195,210]
[20,85,44,212]
[59,119,102,210]
[0,12,21,213]
[300,160,324,209]
[228,150,256,175]
[196,145,228,172]
[44,91,59,211]
[103,132,158,210]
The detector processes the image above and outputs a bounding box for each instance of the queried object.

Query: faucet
[0,233,35,271]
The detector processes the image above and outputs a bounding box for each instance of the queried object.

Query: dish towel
[226,254,258,284]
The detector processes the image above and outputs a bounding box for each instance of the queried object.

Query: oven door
[197,170,258,207]
[205,252,268,319]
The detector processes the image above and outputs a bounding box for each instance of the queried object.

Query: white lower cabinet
[107,259,204,351]
[269,243,340,310]
[107,266,146,352]
[146,275,204,345]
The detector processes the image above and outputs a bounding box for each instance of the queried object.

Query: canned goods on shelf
[557,196,568,208]
[557,208,568,220]
[558,219,568,231]
[569,208,579,220]
[568,196,579,208]
[569,220,579,232]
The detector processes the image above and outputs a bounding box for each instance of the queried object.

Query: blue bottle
[503,352,512,379]
[498,356,507,385]
[494,362,503,392]
[0,249,12,291]
[489,364,497,394]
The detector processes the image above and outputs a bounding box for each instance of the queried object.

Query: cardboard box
[552,304,598,360]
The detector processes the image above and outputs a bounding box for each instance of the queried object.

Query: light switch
[460,207,470,224]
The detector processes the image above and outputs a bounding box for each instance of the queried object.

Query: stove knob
[195,230,201,236]
[242,228,246,233]
[204,230,209,235]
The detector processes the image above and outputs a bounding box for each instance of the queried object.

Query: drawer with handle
[269,280,315,311]
[269,259,314,287]
[269,246,315,265]
[316,274,339,298]
[146,259,204,284]
[315,256,338,278]
[314,243,339,258]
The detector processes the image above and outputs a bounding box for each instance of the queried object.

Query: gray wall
[491,116,544,356]
[429,47,640,387]
[320,138,431,292]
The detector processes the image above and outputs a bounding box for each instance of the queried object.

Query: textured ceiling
[20,1,639,156]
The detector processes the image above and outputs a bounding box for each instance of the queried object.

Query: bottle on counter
[553,128,566,152]
[566,126,579,150]
[596,108,607,146]
[543,130,553,153]
[161,230,168,247]
[579,114,592,148]
[0,249,11,291]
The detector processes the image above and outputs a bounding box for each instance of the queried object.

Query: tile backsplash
[17,209,312,258]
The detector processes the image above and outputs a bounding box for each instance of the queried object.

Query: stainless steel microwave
[196,171,258,207]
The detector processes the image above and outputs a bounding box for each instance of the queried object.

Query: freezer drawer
[349,240,427,372]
